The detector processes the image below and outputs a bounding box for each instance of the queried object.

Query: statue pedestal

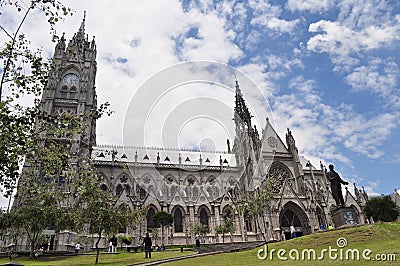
[332,206,359,228]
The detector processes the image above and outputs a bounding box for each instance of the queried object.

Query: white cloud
[307,0,400,72]
[273,75,399,164]
[345,58,399,102]
[337,0,392,29]
[1,0,399,201]
[264,54,304,80]
[307,17,400,55]
[363,181,381,196]
[177,9,243,62]
[249,0,300,35]
[286,0,332,13]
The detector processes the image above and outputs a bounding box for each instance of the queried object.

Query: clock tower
[40,12,97,158]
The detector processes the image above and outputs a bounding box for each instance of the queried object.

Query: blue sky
[1,0,399,200]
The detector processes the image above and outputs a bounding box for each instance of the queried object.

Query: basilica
[17,17,369,250]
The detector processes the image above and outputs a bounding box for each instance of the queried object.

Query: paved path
[129,241,264,266]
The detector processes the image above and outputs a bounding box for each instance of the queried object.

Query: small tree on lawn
[150,228,159,246]
[235,178,277,243]
[153,211,173,246]
[192,223,210,243]
[364,196,399,222]
[215,225,228,243]
[215,217,235,243]
[118,235,132,251]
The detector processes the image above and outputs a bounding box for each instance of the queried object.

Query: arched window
[137,186,146,200]
[100,184,108,192]
[174,208,183,233]
[185,187,191,198]
[170,185,177,197]
[116,184,123,196]
[124,184,131,195]
[193,187,199,198]
[223,208,233,220]
[246,218,253,232]
[147,208,156,229]
[213,187,219,198]
[199,208,209,228]
[206,187,212,197]
[223,207,234,228]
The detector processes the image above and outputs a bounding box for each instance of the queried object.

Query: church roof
[92,145,237,167]
[299,156,318,170]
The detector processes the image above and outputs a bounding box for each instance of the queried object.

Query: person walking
[290,225,296,239]
[195,233,200,248]
[111,235,118,253]
[143,233,152,259]
[75,242,81,255]
[108,240,113,253]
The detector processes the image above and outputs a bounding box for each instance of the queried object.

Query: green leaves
[0,0,73,196]
[364,195,399,222]
[192,222,210,237]
[153,211,173,227]
[119,235,132,245]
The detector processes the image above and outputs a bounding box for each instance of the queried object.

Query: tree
[215,215,235,243]
[234,179,277,243]
[192,222,210,243]
[118,235,132,251]
[75,173,145,264]
[6,110,86,258]
[364,196,399,222]
[1,1,117,259]
[0,0,73,199]
[153,211,173,245]
[215,225,228,243]
[150,227,159,246]
[9,191,77,257]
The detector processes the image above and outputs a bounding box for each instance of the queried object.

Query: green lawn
[164,222,400,266]
[2,223,399,266]
[0,250,195,266]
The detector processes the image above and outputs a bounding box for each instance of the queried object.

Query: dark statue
[326,164,349,206]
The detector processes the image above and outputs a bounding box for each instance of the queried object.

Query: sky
[1,0,400,205]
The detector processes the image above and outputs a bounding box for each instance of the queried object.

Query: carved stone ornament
[268,166,291,192]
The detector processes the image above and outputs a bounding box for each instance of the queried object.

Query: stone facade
[14,17,369,250]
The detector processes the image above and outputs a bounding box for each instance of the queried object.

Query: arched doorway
[280,202,310,239]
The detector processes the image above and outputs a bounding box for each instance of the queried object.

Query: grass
[2,223,399,265]
[163,222,400,266]
[0,249,195,266]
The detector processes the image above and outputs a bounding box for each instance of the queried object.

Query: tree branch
[0,1,34,101]
[0,25,13,39]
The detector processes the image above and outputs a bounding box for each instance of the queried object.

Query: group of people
[108,235,118,253]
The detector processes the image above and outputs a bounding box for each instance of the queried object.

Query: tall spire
[234,79,252,126]
[76,11,86,41]
[66,11,96,60]
[235,76,240,94]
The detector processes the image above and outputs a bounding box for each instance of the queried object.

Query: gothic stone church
[22,18,369,249]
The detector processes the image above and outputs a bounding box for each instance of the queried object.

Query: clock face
[62,73,79,87]
[267,136,277,148]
